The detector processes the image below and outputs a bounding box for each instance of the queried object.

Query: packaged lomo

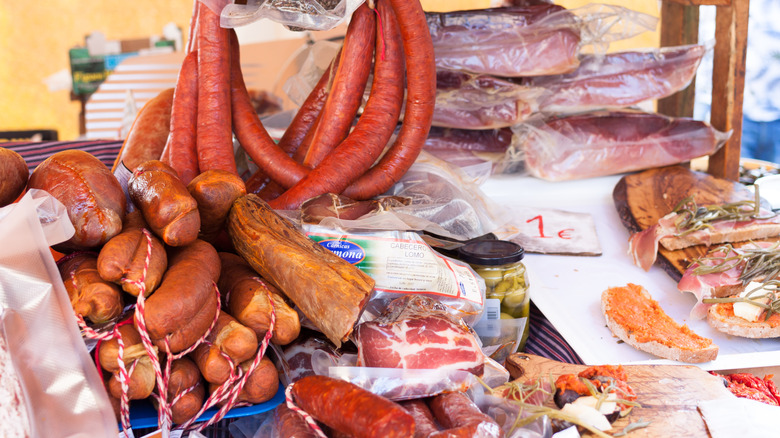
[457,240,530,362]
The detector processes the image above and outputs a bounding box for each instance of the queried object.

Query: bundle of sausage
[115,0,435,212]
[519,110,732,181]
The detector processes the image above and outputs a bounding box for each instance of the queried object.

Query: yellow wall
[0,1,193,141]
[1,0,659,142]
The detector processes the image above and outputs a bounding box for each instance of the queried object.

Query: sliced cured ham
[354,295,485,376]
[629,200,780,272]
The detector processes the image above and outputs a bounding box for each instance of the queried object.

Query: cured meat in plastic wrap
[519,110,732,181]
[427,4,657,77]
[433,69,545,129]
[530,44,707,114]
[354,295,486,376]
[423,127,524,176]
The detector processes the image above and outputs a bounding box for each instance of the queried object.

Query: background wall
[0,0,659,142]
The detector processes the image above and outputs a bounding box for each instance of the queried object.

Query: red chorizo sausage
[113,88,175,173]
[428,392,501,438]
[197,2,237,175]
[229,30,308,189]
[301,4,376,168]
[269,0,404,210]
[273,403,321,438]
[164,49,200,186]
[342,0,436,200]
[290,375,415,438]
[401,399,441,438]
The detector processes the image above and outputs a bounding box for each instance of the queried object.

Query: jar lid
[457,240,525,266]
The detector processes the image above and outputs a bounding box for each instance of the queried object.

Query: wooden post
[657,2,700,117]
[707,0,749,180]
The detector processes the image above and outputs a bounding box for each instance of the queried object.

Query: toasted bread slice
[659,223,780,251]
[707,303,780,338]
[602,284,718,363]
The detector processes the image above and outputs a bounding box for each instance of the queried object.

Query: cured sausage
[269,0,404,210]
[59,252,123,324]
[0,146,28,207]
[191,311,258,385]
[401,399,441,438]
[113,88,175,173]
[140,239,221,353]
[128,160,200,247]
[97,227,168,297]
[186,169,246,243]
[28,149,126,251]
[229,30,308,189]
[342,0,436,200]
[217,252,301,346]
[235,356,279,404]
[428,392,501,438]
[196,2,237,175]
[290,375,415,438]
[273,404,321,438]
[168,357,205,425]
[301,4,376,168]
[164,49,200,186]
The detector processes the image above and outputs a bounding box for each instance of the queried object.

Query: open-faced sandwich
[602,283,718,363]
[629,191,780,271]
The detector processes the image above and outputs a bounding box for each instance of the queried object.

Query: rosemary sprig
[671,188,775,237]
[703,285,780,321]
[613,419,651,437]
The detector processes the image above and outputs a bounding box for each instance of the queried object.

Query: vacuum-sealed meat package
[518,110,732,181]
[433,69,546,129]
[530,44,707,114]
[428,4,657,77]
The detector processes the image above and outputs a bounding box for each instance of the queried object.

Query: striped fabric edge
[3,140,123,171]
[524,302,583,365]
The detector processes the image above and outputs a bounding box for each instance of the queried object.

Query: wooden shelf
[657,0,749,181]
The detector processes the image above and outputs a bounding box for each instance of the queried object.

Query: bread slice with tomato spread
[602,283,719,363]
[707,300,780,339]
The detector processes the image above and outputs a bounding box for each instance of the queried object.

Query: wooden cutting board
[612,165,761,281]
[504,353,735,437]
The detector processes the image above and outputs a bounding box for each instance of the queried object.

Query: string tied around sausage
[284,383,328,438]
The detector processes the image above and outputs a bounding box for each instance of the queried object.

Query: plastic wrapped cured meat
[428,4,580,77]
[354,295,486,376]
[519,110,732,181]
[427,4,657,77]
[529,44,707,114]
[423,127,524,175]
[434,69,545,129]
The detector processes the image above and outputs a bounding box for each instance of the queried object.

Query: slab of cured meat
[503,353,733,438]
[613,165,779,281]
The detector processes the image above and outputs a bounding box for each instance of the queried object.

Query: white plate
[481,172,780,371]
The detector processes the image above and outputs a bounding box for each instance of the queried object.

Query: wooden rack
[657,0,750,181]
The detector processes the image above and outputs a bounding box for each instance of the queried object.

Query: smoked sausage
[128,160,200,247]
[97,227,168,297]
[401,399,441,437]
[29,149,126,251]
[191,311,258,385]
[273,403,321,438]
[164,50,200,186]
[113,88,175,173]
[0,146,28,207]
[59,252,123,324]
[140,239,220,353]
[187,169,246,243]
[168,357,206,425]
[428,392,501,438]
[290,375,415,438]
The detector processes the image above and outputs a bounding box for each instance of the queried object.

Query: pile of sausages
[116,0,435,212]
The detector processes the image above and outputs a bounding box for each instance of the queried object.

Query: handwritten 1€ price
[527,215,574,239]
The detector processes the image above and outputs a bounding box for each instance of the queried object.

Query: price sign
[497,206,602,256]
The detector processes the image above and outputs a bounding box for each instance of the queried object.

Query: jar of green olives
[458,240,530,350]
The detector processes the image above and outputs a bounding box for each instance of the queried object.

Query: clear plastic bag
[529,43,707,114]
[516,110,732,181]
[0,190,117,438]
[328,366,480,401]
[428,4,657,77]
[433,69,547,129]
[220,0,365,31]
[423,127,526,178]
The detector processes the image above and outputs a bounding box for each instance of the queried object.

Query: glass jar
[458,240,531,350]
